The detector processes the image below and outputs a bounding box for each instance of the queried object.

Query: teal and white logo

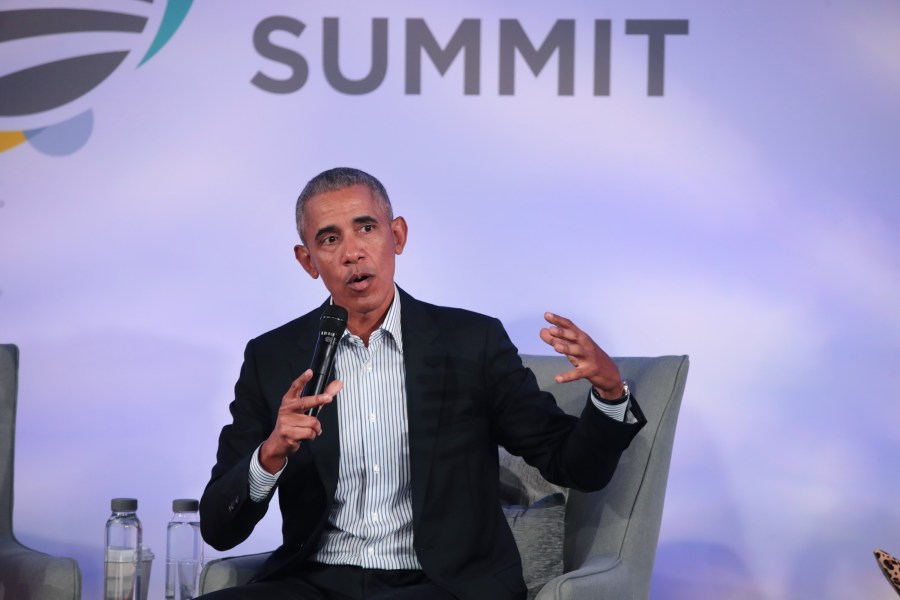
[0,0,192,155]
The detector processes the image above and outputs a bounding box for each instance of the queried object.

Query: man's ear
[391,216,408,255]
[294,245,319,279]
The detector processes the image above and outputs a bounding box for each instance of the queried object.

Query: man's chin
[334,293,376,313]
[341,289,392,316]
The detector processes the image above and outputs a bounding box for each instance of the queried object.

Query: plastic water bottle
[104,498,143,600]
[165,498,203,599]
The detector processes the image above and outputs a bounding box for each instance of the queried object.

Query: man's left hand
[539,312,625,401]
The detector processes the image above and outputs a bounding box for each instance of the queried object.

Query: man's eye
[361,224,374,233]
[322,235,338,245]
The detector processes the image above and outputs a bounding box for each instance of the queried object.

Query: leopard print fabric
[874,549,900,596]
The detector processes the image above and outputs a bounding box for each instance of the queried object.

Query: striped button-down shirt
[249,290,418,569]
[310,292,418,569]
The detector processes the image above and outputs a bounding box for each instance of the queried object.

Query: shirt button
[367,547,375,556]
[373,464,380,474]
[372,512,378,522]
[369,412,376,423]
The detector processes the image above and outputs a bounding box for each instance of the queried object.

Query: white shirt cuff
[590,391,629,422]
[248,444,286,502]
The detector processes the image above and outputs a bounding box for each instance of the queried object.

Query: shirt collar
[333,284,403,353]
[379,284,404,353]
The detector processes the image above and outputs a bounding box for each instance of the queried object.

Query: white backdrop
[2,1,899,598]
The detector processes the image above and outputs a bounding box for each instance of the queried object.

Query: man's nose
[342,238,365,262]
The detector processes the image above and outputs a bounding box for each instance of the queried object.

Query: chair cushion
[499,447,569,599]
[504,494,566,599]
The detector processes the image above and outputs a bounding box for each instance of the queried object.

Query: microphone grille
[320,304,348,336]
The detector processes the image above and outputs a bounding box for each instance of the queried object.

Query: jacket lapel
[398,288,448,529]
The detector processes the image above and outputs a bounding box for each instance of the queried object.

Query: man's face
[294,185,407,330]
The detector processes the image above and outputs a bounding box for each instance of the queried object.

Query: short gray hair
[295,167,393,243]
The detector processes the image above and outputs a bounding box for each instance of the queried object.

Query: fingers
[553,368,585,385]
[540,328,576,356]
[261,413,322,470]
[266,373,343,460]
[540,312,588,357]
[281,370,341,413]
[540,314,591,383]
[538,311,622,389]
[322,378,343,398]
[275,413,323,442]
[544,311,576,332]
[283,369,314,401]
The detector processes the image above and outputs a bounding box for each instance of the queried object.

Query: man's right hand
[259,369,342,474]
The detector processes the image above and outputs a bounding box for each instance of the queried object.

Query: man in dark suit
[198,168,645,600]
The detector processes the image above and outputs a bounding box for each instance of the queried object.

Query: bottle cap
[111,498,138,511]
[172,498,199,512]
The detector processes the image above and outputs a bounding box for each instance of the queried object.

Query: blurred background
[1,1,899,598]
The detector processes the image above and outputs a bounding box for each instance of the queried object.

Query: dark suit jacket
[200,288,645,600]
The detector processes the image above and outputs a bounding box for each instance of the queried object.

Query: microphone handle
[304,335,340,417]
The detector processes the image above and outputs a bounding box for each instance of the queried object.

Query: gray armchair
[200,354,689,600]
[1,344,82,600]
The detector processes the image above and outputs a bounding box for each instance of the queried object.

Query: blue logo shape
[0,1,193,155]
[140,0,194,66]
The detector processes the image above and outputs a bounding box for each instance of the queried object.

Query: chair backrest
[0,343,19,537]
[521,354,689,599]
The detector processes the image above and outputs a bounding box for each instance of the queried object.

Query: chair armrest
[535,554,632,600]
[0,537,82,600]
[199,551,272,594]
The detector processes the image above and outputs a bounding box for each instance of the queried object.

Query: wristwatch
[592,380,630,405]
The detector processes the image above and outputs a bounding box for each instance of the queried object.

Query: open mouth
[347,273,373,289]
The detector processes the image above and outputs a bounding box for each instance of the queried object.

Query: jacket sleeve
[483,317,646,492]
[200,338,276,551]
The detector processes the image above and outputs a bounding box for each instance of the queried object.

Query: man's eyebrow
[313,224,339,240]
[352,215,378,225]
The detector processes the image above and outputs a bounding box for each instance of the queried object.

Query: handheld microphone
[304,304,348,417]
